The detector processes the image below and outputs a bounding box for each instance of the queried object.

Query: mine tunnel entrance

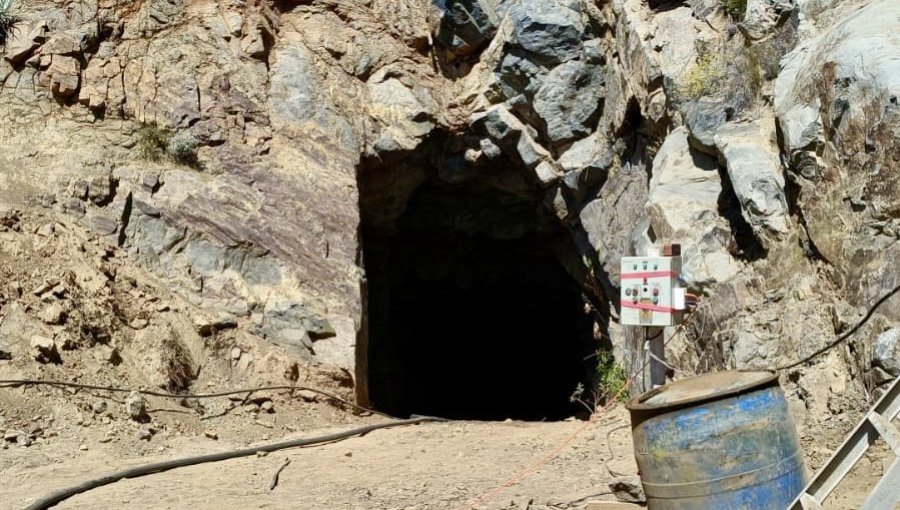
[360,175,596,421]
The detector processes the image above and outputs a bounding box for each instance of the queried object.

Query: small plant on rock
[681,51,726,100]
[167,130,199,167]
[0,0,20,48]
[136,122,171,162]
[722,0,748,20]
[136,122,200,168]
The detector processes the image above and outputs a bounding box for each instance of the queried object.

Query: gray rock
[262,298,336,341]
[480,105,551,172]
[125,391,146,421]
[646,128,741,287]
[558,133,614,203]
[136,427,153,441]
[509,0,584,64]
[92,401,108,415]
[532,61,605,144]
[493,51,549,100]
[714,121,789,241]
[30,336,60,364]
[88,215,119,236]
[608,475,646,504]
[682,101,728,155]
[268,44,359,152]
[194,314,238,336]
[437,0,507,54]
[874,327,900,376]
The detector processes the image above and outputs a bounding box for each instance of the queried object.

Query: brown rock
[43,33,81,55]
[47,55,82,97]
[40,303,66,325]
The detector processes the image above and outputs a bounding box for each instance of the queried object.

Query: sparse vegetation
[167,130,199,166]
[681,51,726,100]
[596,347,628,403]
[136,122,199,167]
[0,0,20,48]
[722,0,747,20]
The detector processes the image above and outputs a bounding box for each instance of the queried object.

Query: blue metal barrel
[626,370,807,509]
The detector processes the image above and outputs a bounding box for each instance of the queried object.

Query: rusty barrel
[626,370,807,509]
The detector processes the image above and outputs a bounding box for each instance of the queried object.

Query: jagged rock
[509,0,584,64]
[4,21,48,64]
[367,70,437,151]
[682,101,728,154]
[44,56,81,98]
[39,303,66,325]
[437,0,506,55]
[30,336,60,364]
[646,128,741,287]
[480,105,551,171]
[194,314,238,336]
[532,61,605,144]
[493,51,550,100]
[88,214,119,236]
[773,0,900,320]
[739,0,795,41]
[125,391,146,420]
[714,120,789,241]
[608,476,646,504]
[874,328,900,377]
[43,33,81,55]
[558,133,614,203]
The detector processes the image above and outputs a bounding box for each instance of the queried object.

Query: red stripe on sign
[621,271,678,279]
[621,301,677,313]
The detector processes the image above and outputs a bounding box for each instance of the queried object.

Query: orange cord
[451,313,695,509]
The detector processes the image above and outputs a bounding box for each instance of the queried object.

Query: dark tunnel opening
[361,181,595,421]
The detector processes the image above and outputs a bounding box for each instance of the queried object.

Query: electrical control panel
[620,255,683,326]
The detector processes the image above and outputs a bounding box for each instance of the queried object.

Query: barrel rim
[625,369,779,411]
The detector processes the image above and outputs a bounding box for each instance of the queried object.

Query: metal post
[647,327,666,388]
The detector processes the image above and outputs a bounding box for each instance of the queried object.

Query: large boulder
[532,61,605,144]
[508,0,585,64]
[646,128,741,287]
[714,120,789,243]
[874,327,900,377]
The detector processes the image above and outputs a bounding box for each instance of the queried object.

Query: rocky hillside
[0,0,897,427]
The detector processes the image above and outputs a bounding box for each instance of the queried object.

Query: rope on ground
[23,416,445,510]
[269,458,292,491]
[775,282,900,371]
[0,380,392,418]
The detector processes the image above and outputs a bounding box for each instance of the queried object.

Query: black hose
[776,282,900,370]
[23,416,445,510]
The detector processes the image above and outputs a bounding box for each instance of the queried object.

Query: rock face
[0,0,897,408]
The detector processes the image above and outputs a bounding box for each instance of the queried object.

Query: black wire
[23,416,445,510]
[0,380,392,418]
[776,282,900,371]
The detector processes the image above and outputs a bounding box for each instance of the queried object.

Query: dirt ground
[0,390,636,510]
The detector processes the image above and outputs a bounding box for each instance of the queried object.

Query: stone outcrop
[0,0,897,407]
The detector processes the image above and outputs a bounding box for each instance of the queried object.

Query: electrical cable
[23,416,445,510]
[775,282,900,371]
[0,380,391,418]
